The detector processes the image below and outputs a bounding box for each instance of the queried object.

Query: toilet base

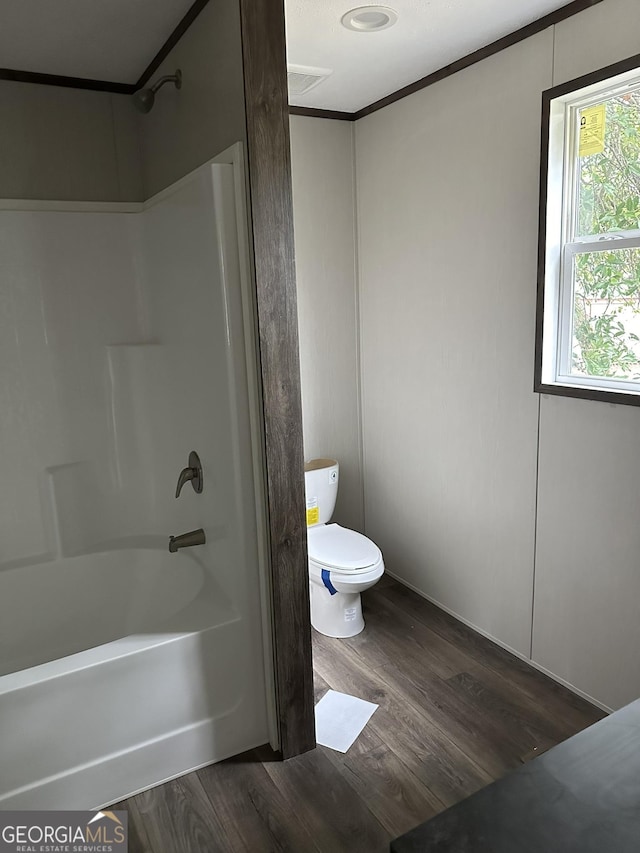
[310,584,364,638]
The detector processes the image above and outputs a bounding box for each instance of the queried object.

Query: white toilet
[305,458,384,638]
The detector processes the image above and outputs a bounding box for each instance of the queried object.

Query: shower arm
[151,75,179,94]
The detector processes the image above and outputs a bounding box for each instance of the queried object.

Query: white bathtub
[0,548,266,809]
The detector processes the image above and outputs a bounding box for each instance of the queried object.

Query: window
[536,56,640,405]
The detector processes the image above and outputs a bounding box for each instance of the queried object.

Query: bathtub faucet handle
[175,451,203,498]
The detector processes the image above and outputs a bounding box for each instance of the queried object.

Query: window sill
[534,380,640,408]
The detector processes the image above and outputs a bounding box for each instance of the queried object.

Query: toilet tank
[304,458,339,526]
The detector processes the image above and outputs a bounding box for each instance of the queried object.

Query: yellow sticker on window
[579,104,606,157]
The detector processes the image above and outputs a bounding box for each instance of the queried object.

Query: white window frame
[536,57,640,405]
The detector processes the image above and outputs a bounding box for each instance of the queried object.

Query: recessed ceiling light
[341,6,398,32]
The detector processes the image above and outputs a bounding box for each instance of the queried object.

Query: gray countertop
[392,698,640,852]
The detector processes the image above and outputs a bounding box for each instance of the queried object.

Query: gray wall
[136,0,247,198]
[0,0,246,203]
[0,81,142,201]
[289,116,364,532]
[531,0,640,711]
[355,30,549,659]
[292,0,640,708]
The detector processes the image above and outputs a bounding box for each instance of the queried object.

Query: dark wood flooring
[115,576,605,853]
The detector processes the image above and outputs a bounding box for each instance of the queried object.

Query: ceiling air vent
[287,64,333,97]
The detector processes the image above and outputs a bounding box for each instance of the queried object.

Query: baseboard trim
[385,570,612,715]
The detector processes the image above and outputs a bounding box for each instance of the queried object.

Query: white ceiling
[285,0,572,112]
[0,0,194,83]
[2,0,571,108]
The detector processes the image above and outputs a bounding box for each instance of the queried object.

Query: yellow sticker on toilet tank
[306,497,319,526]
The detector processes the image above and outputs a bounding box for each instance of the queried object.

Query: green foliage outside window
[572,92,640,380]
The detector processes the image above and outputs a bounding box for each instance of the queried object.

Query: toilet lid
[307,524,381,571]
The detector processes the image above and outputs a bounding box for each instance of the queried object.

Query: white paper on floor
[314,689,379,753]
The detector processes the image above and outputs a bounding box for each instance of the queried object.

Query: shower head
[132,87,155,113]
[133,69,182,114]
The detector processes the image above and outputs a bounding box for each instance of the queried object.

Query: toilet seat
[307,524,381,573]
[308,559,384,593]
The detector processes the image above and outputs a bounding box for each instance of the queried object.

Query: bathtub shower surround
[0,154,270,808]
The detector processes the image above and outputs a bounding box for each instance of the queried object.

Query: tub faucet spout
[169,528,206,552]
